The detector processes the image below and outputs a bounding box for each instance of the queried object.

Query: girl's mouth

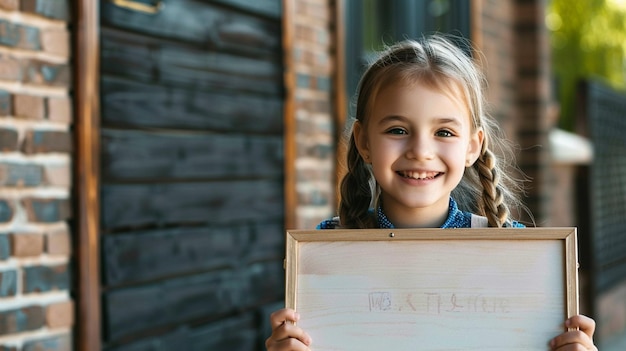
[397,171,442,180]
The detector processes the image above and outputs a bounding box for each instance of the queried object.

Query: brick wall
[477,0,519,138]
[477,0,554,225]
[291,0,337,229]
[0,1,73,350]
[513,0,554,225]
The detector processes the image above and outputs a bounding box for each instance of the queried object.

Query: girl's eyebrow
[377,115,464,127]
[377,115,407,125]
[435,117,464,127]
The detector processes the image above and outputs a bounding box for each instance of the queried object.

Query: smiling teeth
[400,171,438,180]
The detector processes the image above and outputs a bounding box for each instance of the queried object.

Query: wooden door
[98,1,285,349]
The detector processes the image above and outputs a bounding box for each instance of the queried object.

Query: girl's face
[354,81,483,227]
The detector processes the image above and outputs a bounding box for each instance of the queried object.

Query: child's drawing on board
[266,35,597,351]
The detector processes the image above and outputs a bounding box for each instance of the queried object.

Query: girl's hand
[265,308,312,351]
[550,315,598,350]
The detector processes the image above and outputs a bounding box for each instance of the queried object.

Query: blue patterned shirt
[316,197,524,229]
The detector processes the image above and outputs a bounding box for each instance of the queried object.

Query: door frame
[74,0,102,350]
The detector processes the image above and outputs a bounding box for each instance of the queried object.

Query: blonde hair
[339,35,526,228]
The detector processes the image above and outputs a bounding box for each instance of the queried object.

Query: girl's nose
[405,135,435,160]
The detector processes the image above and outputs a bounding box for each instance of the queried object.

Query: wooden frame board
[285,228,579,350]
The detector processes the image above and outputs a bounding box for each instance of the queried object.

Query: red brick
[46,96,72,123]
[0,56,21,81]
[517,75,551,102]
[22,334,71,351]
[0,269,16,296]
[515,1,544,25]
[13,94,45,119]
[0,305,45,335]
[15,24,41,51]
[0,199,13,223]
[45,300,73,328]
[24,60,70,87]
[10,233,44,257]
[0,234,9,260]
[22,197,71,223]
[22,264,69,293]
[46,228,71,256]
[0,0,18,11]
[0,128,18,151]
[0,20,20,48]
[0,162,44,187]
[0,90,11,116]
[22,130,72,154]
[20,0,69,21]
[42,162,71,187]
[40,28,69,57]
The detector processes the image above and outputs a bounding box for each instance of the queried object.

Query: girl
[266,35,597,350]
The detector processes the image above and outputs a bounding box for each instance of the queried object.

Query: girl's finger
[271,322,312,345]
[266,337,311,351]
[550,315,598,350]
[565,315,596,340]
[550,329,595,350]
[270,308,300,330]
[265,321,312,351]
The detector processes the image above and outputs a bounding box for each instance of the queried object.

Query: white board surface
[285,228,578,351]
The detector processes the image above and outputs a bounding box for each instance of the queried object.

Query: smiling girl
[266,35,597,351]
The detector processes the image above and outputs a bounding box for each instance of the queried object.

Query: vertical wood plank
[566,229,580,319]
[75,0,102,350]
[334,0,347,208]
[285,231,298,310]
[470,0,483,54]
[282,0,296,230]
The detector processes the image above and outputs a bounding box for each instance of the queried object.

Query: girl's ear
[466,127,484,167]
[353,121,371,163]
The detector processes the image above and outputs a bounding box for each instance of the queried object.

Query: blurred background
[0,0,625,350]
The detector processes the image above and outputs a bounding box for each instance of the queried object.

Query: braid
[338,135,377,228]
[475,147,510,227]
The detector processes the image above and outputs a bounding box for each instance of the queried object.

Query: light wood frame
[286,228,578,350]
[282,0,297,230]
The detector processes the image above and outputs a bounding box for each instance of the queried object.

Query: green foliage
[548,0,626,130]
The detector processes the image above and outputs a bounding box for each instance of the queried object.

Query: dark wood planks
[100,27,282,96]
[211,0,282,19]
[99,0,285,349]
[106,313,260,351]
[102,222,284,286]
[101,0,280,55]
[103,261,284,342]
[101,180,283,230]
[100,77,283,132]
[101,128,283,181]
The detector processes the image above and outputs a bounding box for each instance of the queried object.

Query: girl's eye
[386,127,408,135]
[435,130,454,137]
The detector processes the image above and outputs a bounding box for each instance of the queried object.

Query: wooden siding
[99,0,284,349]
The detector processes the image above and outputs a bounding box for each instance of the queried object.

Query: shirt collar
[376,197,472,229]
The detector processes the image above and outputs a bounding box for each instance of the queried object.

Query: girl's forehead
[405,74,463,96]
[373,79,469,113]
